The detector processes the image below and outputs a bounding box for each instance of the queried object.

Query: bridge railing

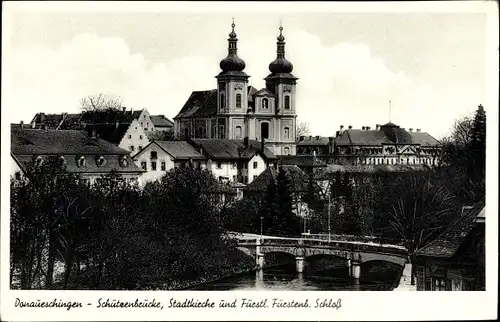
[301,233,406,246]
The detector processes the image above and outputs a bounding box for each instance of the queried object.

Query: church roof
[253,88,276,97]
[335,127,439,147]
[174,90,218,119]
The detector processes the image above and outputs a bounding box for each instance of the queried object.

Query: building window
[217,161,222,169]
[139,135,143,140]
[151,161,157,170]
[253,161,258,169]
[284,147,290,155]
[253,175,257,180]
[233,175,236,181]
[262,98,269,109]
[120,157,128,167]
[151,151,158,159]
[261,122,270,139]
[96,156,106,167]
[141,162,147,170]
[130,146,135,152]
[284,95,291,109]
[128,134,132,139]
[219,125,225,139]
[141,122,144,126]
[244,176,248,183]
[220,93,225,110]
[235,126,242,139]
[284,127,290,139]
[145,128,148,131]
[14,171,21,180]
[161,162,166,171]
[139,146,143,151]
[236,94,242,108]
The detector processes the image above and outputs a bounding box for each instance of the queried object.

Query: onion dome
[269,25,293,74]
[219,19,246,72]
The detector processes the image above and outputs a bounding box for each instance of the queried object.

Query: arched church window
[284,95,291,109]
[235,126,242,139]
[284,127,290,139]
[262,98,269,109]
[235,94,242,108]
[284,147,290,155]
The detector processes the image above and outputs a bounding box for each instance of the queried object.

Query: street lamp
[328,193,331,242]
[260,216,264,238]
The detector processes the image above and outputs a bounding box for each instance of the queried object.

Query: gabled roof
[150,115,174,127]
[79,109,135,124]
[189,139,277,160]
[174,90,218,119]
[154,141,205,160]
[244,165,309,192]
[83,123,132,144]
[416,203,485,259]
[131,109,143,119]
[408,131,440,147]
[11,127,130,155]
[253,88,275,97]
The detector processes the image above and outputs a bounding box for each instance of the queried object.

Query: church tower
[264,25,298,155]
[214,20,249,140]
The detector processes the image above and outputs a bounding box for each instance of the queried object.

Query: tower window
[284,127,290,139]
[220,93,225,110]
[235,126,242,139]
[219,125,225,139]
[284,95,291,109]
[261,122,270,140]
[236,94,242,108]
[262,98,269,109]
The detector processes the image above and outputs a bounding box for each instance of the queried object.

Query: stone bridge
[234,235,409,280]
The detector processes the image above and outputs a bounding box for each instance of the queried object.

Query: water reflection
[190,264,399,291]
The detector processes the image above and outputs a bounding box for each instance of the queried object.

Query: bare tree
[79,93,124,112]
[451,117,473,148]
[296,121,311,139]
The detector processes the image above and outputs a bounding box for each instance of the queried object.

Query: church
[173,21,298,156]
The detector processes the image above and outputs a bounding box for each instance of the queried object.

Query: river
[189,262,401,291]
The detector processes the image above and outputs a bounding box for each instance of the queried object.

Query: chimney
[299,136,305,141]
[348,125,353,129]
[244,137,249,147]
[261,138,265,151]
[367,126,371,130]
[20,121,24,129]
[376,124,380,130]
[315,135,320,140]
[340,125,344,130]
[308,136,312,140]
[416,129,421,132]
[91,129,97,140]
[362,126,366,130]
[409,128,413,132]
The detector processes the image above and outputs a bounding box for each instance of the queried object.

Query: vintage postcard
[1,1,498,321]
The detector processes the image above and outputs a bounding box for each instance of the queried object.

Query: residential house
[30,113,80,130]
[414,204,485,291]
[11,124,145,185]
[188,138,278,184]
[132,108,155,133]
[132,140,206,184]
[296,135,334,158]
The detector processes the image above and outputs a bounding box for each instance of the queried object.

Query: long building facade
[174,22,297,156]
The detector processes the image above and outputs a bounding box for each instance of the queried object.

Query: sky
[2,2,496,139]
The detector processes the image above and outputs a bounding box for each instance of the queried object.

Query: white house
[132,140,206,184]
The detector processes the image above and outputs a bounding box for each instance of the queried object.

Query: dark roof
[83,123,131,144]
[30,113,65,129]
[11,127,129,155]
[279,155,327,168]
[244,165,309,192]
[189,139,277,160]
[174,90,218,119]
[247,86,258,103]
[154,141,205,160]
[335,126,439,147]
[297,136,331,146]
[131,109,143,119]
[59,113,82,129]
[79,110,135,124]
[150,115,174,127]
[416,203,485,259]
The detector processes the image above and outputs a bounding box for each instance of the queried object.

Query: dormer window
[77,156,86,167]
[262,98,269,109]
[120,156,129,167]
[35,156,44,167]
[96,156,106,167]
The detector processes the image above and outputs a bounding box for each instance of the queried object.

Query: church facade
[174,22,297,156]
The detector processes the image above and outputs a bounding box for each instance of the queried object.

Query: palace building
[174,22,298,156]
